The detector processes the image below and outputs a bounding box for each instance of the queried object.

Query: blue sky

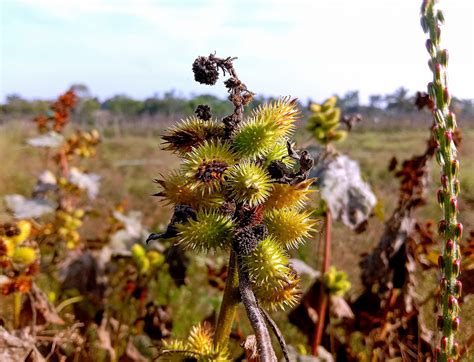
[1,0,473,103]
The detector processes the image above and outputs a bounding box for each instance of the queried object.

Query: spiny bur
[152,54,317,360]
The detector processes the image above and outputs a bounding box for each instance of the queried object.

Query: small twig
[260,307,290,362]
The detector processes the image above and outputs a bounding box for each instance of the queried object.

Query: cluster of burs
[157,96,316,312]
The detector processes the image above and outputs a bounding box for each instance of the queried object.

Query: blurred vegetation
[2,85,473,126]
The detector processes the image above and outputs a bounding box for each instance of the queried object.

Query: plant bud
[435,25,441,43]
[447,112,456,128]
[453,223,463,239]
[444,131,453,143]
[425,39,435,55]
[448,296,459,313]
[445,239,454,255]
[452,259,460,276]
[436,150,445,165]
[437,10,445,24]
[439,49,449,67]
[434,63,442,82]
[453,280,462,298]
[443,88,451,105]
[453,179,460,196]
[421,17,428,33]
[450,197,458,214]
[440,277,447,291]
[438,255,445,270]
[437,315,444,330]
[437,189,445,205]
[452,342,460,359]
[440,336,448,352]
[438,219,447,234]
[428,83,437,103]
[440,174,448,189]
[428,59,434,71]
[452,317,460,332]
[451,160,459,176]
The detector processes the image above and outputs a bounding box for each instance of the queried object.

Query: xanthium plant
[150,54,317,361]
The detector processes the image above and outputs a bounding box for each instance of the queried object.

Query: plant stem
[421,1,461,360]
[214,250,240,348]
[13,292,21,329]
[312,210,332,356]
[238,255,277,362]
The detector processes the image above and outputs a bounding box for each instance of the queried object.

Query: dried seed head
[192,56,219,85]
[195,104,212,121]
[233,227,258,256]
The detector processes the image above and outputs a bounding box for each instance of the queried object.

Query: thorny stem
[421,1,462,360]
[214,250,240,348]
[312,210,332,356]
[237,256,277,362]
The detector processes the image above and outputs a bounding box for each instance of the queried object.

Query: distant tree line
[1,84,473,124]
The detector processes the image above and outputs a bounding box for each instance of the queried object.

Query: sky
[1,0,473,104]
